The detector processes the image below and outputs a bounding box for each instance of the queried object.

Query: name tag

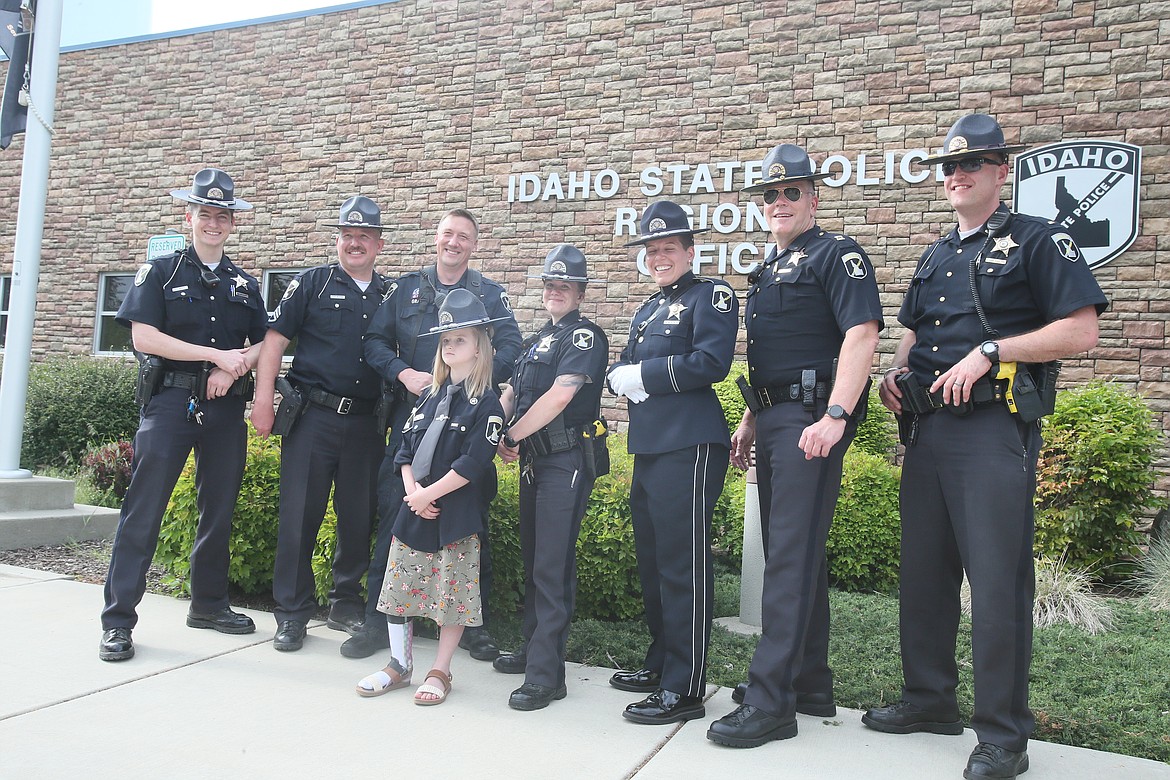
[171,285,189,292]
[330,294,347,299]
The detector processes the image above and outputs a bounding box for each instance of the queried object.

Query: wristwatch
[826,404,851,421]
[503,430,518,448]
[979,340,1001,363]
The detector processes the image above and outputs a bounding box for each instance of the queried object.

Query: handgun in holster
[272,375,308,436]
[894,371,940,415]
[582,417,610,480]
[134,355,165,407]
[374,381,398,434]
[997,361,1045,424]
[194,362,212,402]
[735,375,763,416]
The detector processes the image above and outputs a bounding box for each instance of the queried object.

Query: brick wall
[1,0,1167,491]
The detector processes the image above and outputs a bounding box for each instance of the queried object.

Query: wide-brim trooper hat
[624,200,708,247]
[920,113,1028,166]
[741,143,831,193]
[527,243,593,283]
[425,287,511,335]
[170,168,253,211]
[325,195,383,230]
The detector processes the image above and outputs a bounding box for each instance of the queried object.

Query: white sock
[387,618,413,672]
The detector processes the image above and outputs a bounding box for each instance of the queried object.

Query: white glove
[608,364,648,403]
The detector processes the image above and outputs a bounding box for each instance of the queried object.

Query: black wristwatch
[503,432,519,448]
[826,404,851,421]
[979,340,1001,363]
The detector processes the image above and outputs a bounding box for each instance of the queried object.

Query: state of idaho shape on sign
[1013,140,1142,271]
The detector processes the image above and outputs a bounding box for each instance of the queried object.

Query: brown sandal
[414,668,453,706]
[356,658,412,698]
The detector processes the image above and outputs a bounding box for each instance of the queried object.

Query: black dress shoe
[186,607,256,635]
[964,742,1029,779]
[622,689,705,725]
[609,668,662,693]
[99,627,134,662]
[731,683,837,717]
[508,682,567,711]
[326,606,364,635]
[493,651,527,674]
[707,704,798,748]
[862,700,964,735]
[273,620,307,651]
[458,627,500,661]
[340,627,389,659]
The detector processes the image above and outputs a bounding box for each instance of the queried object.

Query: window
[0,274,10,350]
[263,269,311,358]
[95,273,134,354]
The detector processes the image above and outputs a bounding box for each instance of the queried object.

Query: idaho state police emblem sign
[1013,140,1142,270]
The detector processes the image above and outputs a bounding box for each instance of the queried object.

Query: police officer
[99,169,267,661]
[493,245,609,711]
[606,201,738,725]
[706,144,883,747]
[251,196,391,652]
[341,208,522,660]
[862,114,1107,780]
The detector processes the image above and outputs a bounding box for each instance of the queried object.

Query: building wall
[1,0,1167,488]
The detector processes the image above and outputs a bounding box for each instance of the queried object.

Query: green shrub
[826,449,902,593]
[21,356,139,470]
[853,386,898,460]
[157,427,340,600]
[1035,382,1164,577]
[713,361,748,433]
[80,440,134,500]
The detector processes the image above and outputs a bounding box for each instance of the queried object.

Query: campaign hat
[920,113,1028,165]
[326,196,383,230]
[741,143,831,192]
[426,288,511,335]
[624,200,708,247]
[528,243,592,283]
[170,168,252,211]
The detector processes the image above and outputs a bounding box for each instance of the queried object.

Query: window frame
[93,272,135,356]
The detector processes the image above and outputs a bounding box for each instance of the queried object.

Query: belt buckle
[758,386,771,408]
[336,397,352,415]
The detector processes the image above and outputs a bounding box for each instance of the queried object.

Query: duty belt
[927,376,1007,411]
[162,370,253,398]
[527,424,586,457]
[745,380,830,409]
[302,385,377,416]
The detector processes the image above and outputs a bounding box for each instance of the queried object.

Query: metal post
[0,0,64,478]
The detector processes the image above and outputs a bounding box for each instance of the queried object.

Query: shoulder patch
[571,328,595,351]
[383,281,398,303]
[841,252,868,280]
[500,290,512,312]
[485,415,504,446]
[1050,232,1083,263]
[281,278,300,301]
[711,284,734,313]
[134,264,151,287]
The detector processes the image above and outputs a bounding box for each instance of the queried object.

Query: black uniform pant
[899,405,1040,753]
[743,402,853,717]
[629,443,728,697]
[518,445,593,689]
[102,387,247,629]
[364,401,494,638]
[272,404,382,624]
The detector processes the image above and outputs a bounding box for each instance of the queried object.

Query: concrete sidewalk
[1,563,1166,779]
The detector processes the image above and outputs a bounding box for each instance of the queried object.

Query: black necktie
[411,384,458,483]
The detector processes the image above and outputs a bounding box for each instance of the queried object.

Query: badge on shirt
[536,334,555,353]
[711,285,733,313]
[232,274,250,293]
[1050,232,1083,263]
[486,415,504,446]
[134,264,151,287]
[841,252,868,280]
[572,328,594,351]
[663,302,687,325]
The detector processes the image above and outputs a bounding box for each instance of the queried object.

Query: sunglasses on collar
[762,186,807,205]
[941,156,1005,176]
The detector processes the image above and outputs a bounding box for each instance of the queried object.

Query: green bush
[80,440,135,501]
[713,361,748,433]
[853,386,898,460]
[157,427,340,601]
[20,356,139,470]
[1035,382,1164,577]
[826,449,902,593]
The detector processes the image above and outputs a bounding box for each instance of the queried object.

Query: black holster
[375,381,401,434]
[272,375,307,436]
[135,355,165,407]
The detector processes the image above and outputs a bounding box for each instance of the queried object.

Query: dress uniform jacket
[612,271,738,697]
[267,263,390,624]
[740,226,883,719]
[896,204,1107,752]
[391,380,505,552]
[101,248,267,630]
[511,310,609,689]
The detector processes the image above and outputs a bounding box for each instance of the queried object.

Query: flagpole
[0,0,64,478]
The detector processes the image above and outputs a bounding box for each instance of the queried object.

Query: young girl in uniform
[356,289,506,705]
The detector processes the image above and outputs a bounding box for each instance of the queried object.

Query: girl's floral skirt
[376,534,482,627]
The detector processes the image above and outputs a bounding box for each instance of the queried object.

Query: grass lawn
[489,580,1170,764]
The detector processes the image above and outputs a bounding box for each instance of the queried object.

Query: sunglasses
[762,186,807,205]
[941,157,1004,176]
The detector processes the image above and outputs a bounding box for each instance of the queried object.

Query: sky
[60,0,354,48]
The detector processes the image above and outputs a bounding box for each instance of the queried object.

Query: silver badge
[648,218,667,232]
[551,260,567,273]
[207,187,224,200]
